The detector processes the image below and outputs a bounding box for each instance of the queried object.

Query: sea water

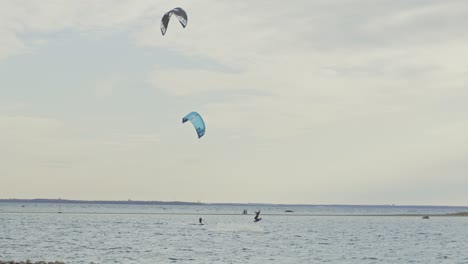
[1,203,468,263]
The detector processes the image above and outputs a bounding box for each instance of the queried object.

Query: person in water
[254,210,261,222]
[199,217,203,225]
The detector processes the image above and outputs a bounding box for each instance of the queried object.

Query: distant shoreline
[0,198,202,206]
[1,198,467,208]
[1,199,467,217]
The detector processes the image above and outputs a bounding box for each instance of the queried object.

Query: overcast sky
[1,0,468,205]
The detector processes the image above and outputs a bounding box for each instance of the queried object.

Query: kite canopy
[182,112,205,138]
[161,7,188,35]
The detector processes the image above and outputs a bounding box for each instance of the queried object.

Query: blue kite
[182,112,206,138]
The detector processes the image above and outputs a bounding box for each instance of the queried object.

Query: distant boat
[284,210,294,213]
[422,215,429,219]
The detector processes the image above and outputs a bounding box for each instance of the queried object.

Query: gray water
[1,203,468,263]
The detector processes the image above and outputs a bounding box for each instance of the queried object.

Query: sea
[1,202,468,264]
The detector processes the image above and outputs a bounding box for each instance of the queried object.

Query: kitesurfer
[254,211,261,222]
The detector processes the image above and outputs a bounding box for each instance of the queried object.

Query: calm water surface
[1,203,468,263]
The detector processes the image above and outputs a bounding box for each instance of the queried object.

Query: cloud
[138,0,468,203]
[148,67,276,97]
[94,76,124,98]
[2,1,468,203]
[0,29,29,59]
[363,1,468,35]
[0,0,160,59]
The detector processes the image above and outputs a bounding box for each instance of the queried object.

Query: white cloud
[94,76,123,98]
[0,29,29,59]
[0,115,165,198]
[0,0,160,59]
[2,1,468,203]
[139,0,468,204]
[148,67,276,97]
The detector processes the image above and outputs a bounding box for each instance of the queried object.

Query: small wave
[209,224,264,232]
[362,257,378,260]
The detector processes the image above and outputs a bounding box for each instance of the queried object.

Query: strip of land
[1,211,467,217]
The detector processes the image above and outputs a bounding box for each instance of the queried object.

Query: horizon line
[1,198,467,208]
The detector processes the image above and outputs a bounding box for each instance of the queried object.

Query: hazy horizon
[1,197,467,208]
[1,1,468,206]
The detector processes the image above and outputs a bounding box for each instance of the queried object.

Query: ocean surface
[1,203,468,263]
